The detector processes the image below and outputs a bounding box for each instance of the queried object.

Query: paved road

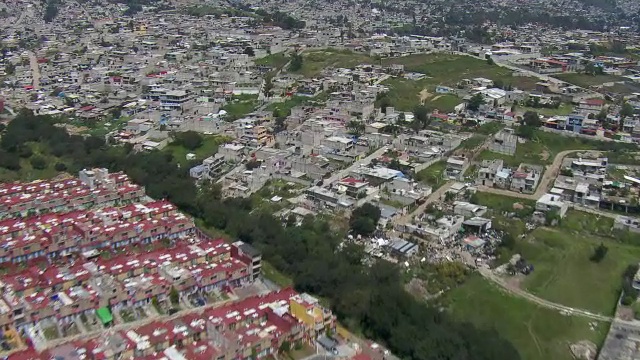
[27,51,40,89]
[478,268,612,322]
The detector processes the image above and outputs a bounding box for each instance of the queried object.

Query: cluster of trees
[467,93,485,112]
[0,110,522,360]
[170,131,204,151]
[349,203,381,236]
[516,111,542,139]
[255,10,305,30]
[409,105,431,133]
[288,54,304,72]
[621,264,639,306]
[43,0,60,23]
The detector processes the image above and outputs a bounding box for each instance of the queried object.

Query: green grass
[520,104,574,117]
[427,94,461,113]
[287,345,316,360]
[42,326,60,340]
[459,134,487,150]
[194,218,234,242]
[476,122,506,135]
[444,275,608,360]
[295,48,372,77]
[471,192,536,214]
[256,179,305,200]
[382,54,539,90]
[120,309,136,323]
[518,226,639,316]
[256,52,289,69]
[377,54,539,111]
[222,95,259,120]
[554,73,626,88]
[560,210,614,238]
[0,142,72,182]
[262,261,293,287]
[415,161,447,190]
[164,135,230,166]
[378,77,431,111]
[268,93,328,116]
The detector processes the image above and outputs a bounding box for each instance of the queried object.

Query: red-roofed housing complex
[0,169,266,353]
[10,288,338,360]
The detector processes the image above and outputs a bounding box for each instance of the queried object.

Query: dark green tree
[467,93,485,112]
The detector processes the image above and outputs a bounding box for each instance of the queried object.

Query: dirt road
[478,268,612,322]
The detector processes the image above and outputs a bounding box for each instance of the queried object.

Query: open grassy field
[518,227,637,316]
[380,79,464,113]
[415,160,447,190]
[554,73,626,88]
[378,77,431,111]
[222,94,260,120]
[295,48,373,78]
[262,261,293,287]
[379,54,539,111]
[520,103,574,117]
[487,209,634,316]
[471,192,536,214]
[0,142,72,182]
[297,51,539,110]
[444,275,608,360]
[382,53,539,90]
[427,94,462,113]
[255,52,289,69]
[458,134,487,150]
[164,135,230,166]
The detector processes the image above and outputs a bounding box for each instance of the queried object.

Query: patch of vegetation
[520,104,574,117]
[349,203,381,236]
[378,77,431,111]
[164,134,230,167]
[459,134,487,150]
[222,94,259,120]
[428,94,462,113]
[262,261,293,287]
[415,161,447,190]
[444,275,608,360]
[382,54,539,90]
[256,52,289,70]
[294,49,372,78]
[519,226,640,315]
[470,192,536,217]
[268,94,326,117]
[120,309,136,323]
[476,122,506,135]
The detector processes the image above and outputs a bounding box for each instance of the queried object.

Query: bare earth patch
[505,275,525,290]
[419,88,432,103]
[540,150,550,161]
